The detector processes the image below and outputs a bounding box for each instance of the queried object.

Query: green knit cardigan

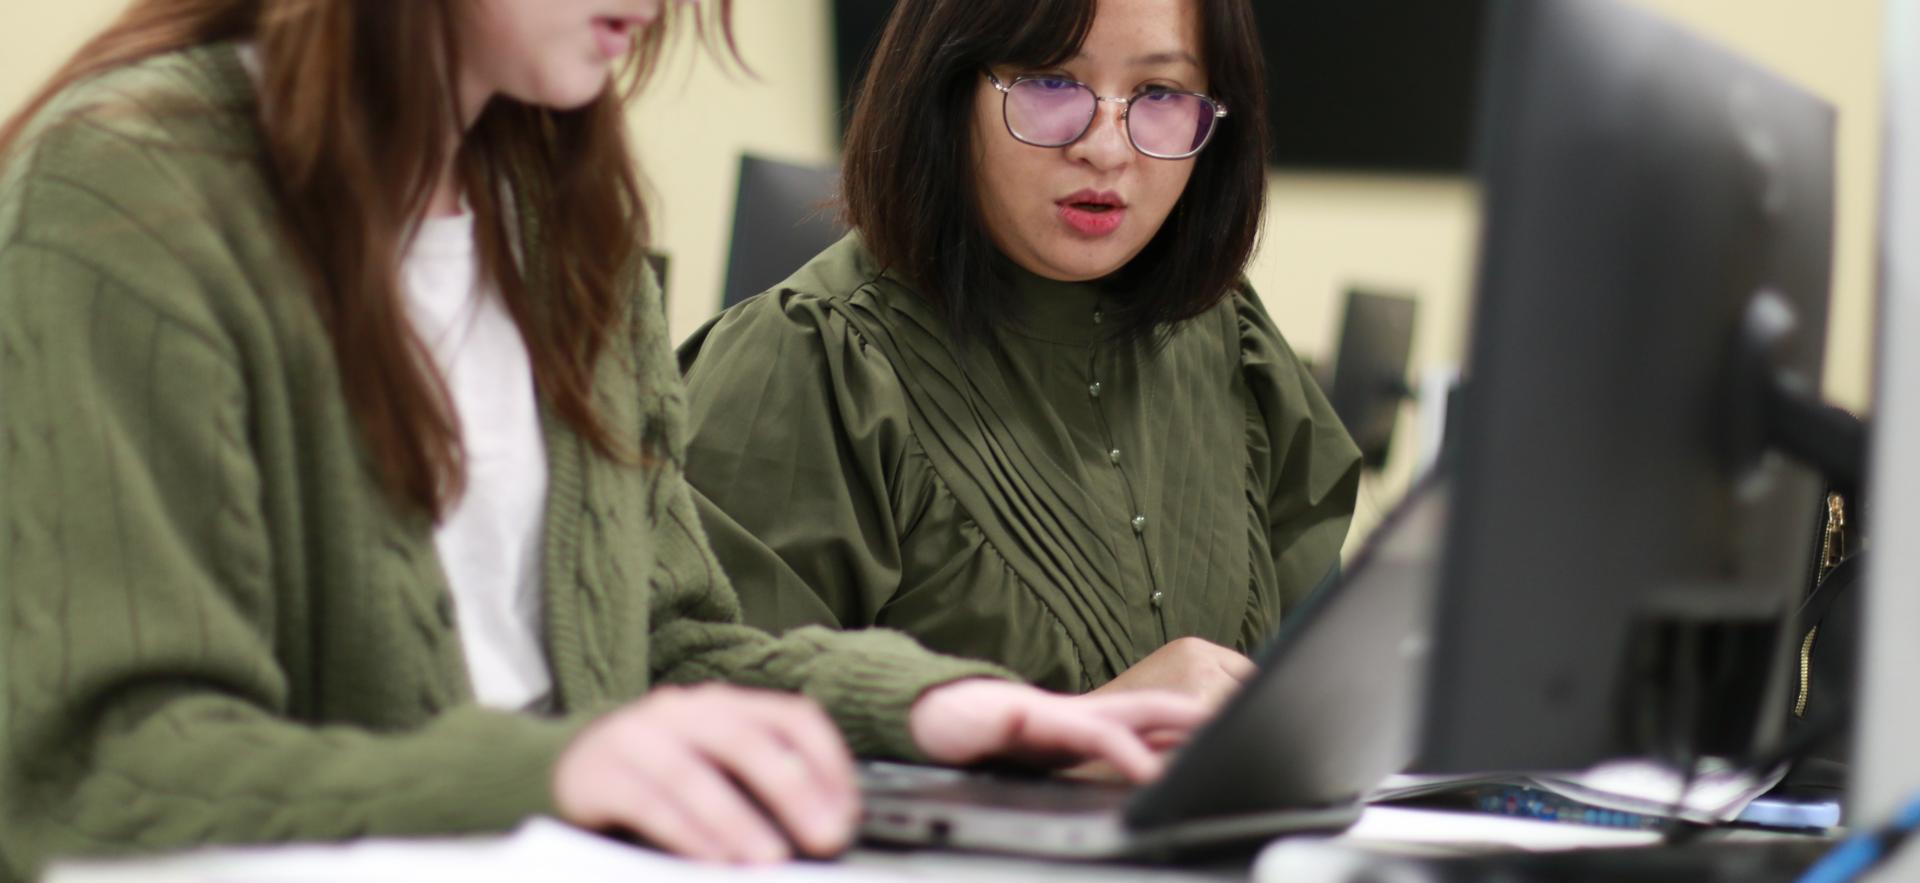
[0,43,1007,881]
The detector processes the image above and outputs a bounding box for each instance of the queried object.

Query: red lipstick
[1056,190,1128,237]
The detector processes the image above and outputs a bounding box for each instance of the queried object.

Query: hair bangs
[983,2,1097,72]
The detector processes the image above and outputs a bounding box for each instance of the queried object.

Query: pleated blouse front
[679,235,1363,693]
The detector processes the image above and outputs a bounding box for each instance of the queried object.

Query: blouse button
[1108,449,1122,465]
[1150,591,1166,608]
[1131,515,1148,534]
[1093,310,1105,325]
[1088,381,1103,399]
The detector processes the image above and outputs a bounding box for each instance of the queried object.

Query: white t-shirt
[238,43,551,710]
[401,213,553,712]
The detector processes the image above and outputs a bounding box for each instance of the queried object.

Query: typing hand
[551,684,858,864]
[906,679,1208,783]
[1089,636,1255,709]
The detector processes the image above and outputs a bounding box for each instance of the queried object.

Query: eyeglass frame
[984,70,1230,161]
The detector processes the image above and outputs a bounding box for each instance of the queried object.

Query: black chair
[721,153,846,310]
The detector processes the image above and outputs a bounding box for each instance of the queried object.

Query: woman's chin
[513,73,613,111]
[550,81,613,110]
[1028,244,1140,283]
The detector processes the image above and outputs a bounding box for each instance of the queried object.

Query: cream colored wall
[2,0,1885,542]
[1250,174,1478,534]
[0,3,123,116]
[628,1,841,342]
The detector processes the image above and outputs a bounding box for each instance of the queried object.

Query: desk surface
[41,808,1831,883]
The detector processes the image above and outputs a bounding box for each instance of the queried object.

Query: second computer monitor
[1416,0,1836,774]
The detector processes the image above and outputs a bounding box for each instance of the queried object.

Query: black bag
[1779,491,1863,793]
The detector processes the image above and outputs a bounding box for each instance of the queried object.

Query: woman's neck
[424,72,494,219]
[426,164,465,218]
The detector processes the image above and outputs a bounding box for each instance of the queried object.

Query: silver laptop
[856,489,1446,859]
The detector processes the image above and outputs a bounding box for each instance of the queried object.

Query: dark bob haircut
[841,0,1270,344]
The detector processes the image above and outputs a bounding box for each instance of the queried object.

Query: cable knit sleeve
[0,238,583,881]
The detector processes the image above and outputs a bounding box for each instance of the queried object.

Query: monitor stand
[1730,289,1869,502]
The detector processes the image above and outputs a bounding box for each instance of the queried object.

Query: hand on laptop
[1088,637,1255,709]
[906,679,1209,783]
[551,683,858,864]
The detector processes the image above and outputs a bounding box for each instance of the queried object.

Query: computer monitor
[721,154,846,310]
[1413,0,1839,774]
[1849,0,1920,848]
[1328,290,1418,471]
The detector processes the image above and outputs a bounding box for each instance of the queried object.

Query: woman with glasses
[0,0,1209,875]
[681,0,1362,707]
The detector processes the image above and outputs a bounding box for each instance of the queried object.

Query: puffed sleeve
[678,289,923,633]
[1235,289,1364,636]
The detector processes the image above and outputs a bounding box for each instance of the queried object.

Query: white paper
[1535,758,1790,824]
[1250,807,1663,883]
[1371,758,1788,825]
[45,818,924,883]
[1342,805,1663,852]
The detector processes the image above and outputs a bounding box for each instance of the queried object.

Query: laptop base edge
[859,798,1364,861]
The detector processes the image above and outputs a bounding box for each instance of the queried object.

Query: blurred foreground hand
[553,679,1207,865]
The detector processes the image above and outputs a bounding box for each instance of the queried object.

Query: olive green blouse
[679,235,1362,693]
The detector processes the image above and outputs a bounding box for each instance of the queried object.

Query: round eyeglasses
[986,71,1228,160]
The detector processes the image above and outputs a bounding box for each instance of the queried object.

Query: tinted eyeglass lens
[1129,91,1217,158]
[1005,78,1096,147]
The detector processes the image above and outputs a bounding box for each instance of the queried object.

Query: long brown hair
[0,0,734,518]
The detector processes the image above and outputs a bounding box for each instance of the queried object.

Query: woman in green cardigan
[681,0,1364,705]
[0,0,1206,877]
